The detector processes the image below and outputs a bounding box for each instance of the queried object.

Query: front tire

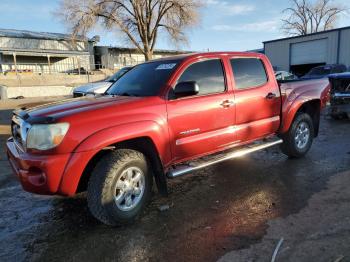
[280,113,314,158]
[87,149,153,226]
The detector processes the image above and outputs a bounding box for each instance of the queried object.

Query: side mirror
[174,81,199,98]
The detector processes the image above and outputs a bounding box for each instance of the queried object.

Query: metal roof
[95,45,191,54]
[263,26,350,44]
[0,28,92,42]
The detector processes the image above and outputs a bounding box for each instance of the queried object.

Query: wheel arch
[59,121,170,196]
[76,136,168,196]
[295,100,321,137]
[281,99,321,137]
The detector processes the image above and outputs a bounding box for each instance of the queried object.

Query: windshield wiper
[106,91,140,97]
[118,92,139,97]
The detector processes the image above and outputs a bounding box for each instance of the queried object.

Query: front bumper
[6,137,71,195]
[330,92,350,115]
[330,104,350,114]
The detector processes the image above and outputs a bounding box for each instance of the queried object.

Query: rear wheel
[280,113,314,158]
[87,149,152,226]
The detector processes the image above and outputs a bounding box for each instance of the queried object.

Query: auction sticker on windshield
[156,63,177,70]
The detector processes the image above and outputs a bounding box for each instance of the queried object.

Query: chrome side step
[166,138,283,178]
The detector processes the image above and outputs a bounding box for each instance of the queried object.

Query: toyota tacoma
[6,52,330,225]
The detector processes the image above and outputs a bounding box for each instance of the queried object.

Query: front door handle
[220,100,234,108]
[266,92,277,99]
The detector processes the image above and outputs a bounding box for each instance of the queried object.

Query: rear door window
[230,58,268,89]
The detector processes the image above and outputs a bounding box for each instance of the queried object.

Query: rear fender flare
[280,93,320,134]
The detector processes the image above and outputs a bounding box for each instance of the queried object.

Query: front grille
[331,97,350,105]
[330,78,350,93]
[11,120,23,148]
[11,116,31,150]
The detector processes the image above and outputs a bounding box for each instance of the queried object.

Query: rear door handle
[266,92,277,99]
[220,100,234,108]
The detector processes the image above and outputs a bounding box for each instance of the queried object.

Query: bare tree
[57,0,201,60]
[282,0,347,36]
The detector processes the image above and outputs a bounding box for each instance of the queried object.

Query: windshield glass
[107,60,179,96]
[106,68,130,82]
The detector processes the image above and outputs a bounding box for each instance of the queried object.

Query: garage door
[290,39,327,65]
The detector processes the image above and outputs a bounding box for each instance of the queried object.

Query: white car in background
[73,66,133,97]
[275,71,298,81]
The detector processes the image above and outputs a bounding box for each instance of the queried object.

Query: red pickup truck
[6,52,330,225]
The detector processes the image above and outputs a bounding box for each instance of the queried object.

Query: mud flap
[154,169,168,196]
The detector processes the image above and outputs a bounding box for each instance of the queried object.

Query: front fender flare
[75,121,169,158]
[58,121,171,195]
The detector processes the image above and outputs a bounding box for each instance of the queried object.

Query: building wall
[339,28,350,68]
[0,55,92,73]
[264,41,290,71]
[95,46,183,69]
[264,30,347,71]
[0,36,95,73]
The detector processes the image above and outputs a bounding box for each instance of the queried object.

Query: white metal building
[94,46,188,70]
[264,26,350,76]
[0,29,97,74]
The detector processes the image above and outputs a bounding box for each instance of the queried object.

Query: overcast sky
[0,0,349,51]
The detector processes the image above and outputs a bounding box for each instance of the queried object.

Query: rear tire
[280,113,314,158]
[87,149,153,226]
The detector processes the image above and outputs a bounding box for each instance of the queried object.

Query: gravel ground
[219,170,350,262]
[0,97,349,262]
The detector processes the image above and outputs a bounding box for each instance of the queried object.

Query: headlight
[26,123,69,150]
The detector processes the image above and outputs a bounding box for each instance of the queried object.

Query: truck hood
[73,81,113,94]
[329,72,350,80]
[23,95,141,121]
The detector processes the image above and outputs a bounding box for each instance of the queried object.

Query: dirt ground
[219,170,350,262]
[0,97,349,262]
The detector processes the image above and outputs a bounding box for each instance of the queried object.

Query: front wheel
[280,113,314,158]
[87,149,152,226]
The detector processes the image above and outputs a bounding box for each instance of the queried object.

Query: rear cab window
[230,58,268,89]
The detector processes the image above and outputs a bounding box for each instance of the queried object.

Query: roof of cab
[150,51,265,63]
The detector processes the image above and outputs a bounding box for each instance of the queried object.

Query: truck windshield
[106,60,179,96]
[105,67,131,82]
